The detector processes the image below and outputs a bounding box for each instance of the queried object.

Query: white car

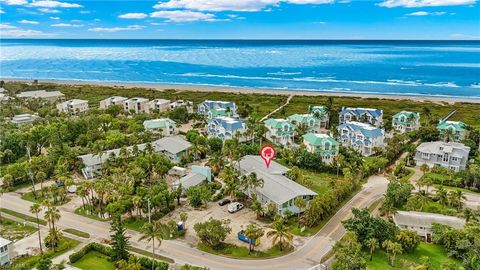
[227,202,244,213]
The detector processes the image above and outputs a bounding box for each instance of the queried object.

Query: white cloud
[450,33,480,39]
[150,10,216,22]
[1,29,49,37]
[79,10,91,14]
[118,13,148,19]
[0,0,28,5]
[38,7,60,13]
[406,11,447,15]
[29,0,82,8]
[153,0,333,12]
[51,23,83,27]
[0,23,17,29]
[19,19,39,24]
[49,16,60,19]
[0,8,4,13]
[378,0,476,8]
[150,22,166,25]
[88,25,144,32]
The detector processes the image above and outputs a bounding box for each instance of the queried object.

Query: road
[2,173,387,270]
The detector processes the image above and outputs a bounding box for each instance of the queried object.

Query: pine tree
[110,216,131,261]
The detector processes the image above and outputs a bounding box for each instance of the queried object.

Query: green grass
[433,184,479,194]
[72,251,116,270]
[367,243,462,270]
[11,236,81,269]
[123,216,148,232]
[198,243,292,259]
[63,228,90,238]
[0,208,47,226]
[21,190,71,206]
[74,206,110,221]
[0,216,37,241]
[128,246,175,263]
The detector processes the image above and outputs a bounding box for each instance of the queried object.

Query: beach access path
[260,94,293,121]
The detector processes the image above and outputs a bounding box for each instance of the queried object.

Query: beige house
[100,96,128,109]
[17,90,64,102]
[57,99,89,115]
[150,99,171,113]
[124,97,150,114]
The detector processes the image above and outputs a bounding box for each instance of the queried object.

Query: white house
[337,121,385,156]
[170,100,193,113]
[264,118,295,147]
[56,99,89,115]
[17,90,64,102]
[198,100,237,118]
[207,116,247,141]
[143,118,177,136]
[149,99,171,113]
[172,165,212,191]
[393,211,465,242]
[99,96,128,109]
[339,107,383,127]
[11,114,40,126]
[392,111,421,133]
[414,141,470,171]
[0,237,12,268]
[124,97,150,114]
[236,155,317,215]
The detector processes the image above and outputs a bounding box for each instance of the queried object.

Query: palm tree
[139,222,165,270]
[294,197,307,222]
[207,154,223,175]
[243,224,265,254]
[30,203,43,254]
[448,190,466,209]
[382,240,403,267]
[443,128,455,142]
[266,218,293,251]
[220,167,239,200]
[180,212,188,229]
[241,172,264,197]
[252,200,264,219]
[463,208,478,222]
[435,186,448,206]
[366,238,378,261]
[379,200,397,220]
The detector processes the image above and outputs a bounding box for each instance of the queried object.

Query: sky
[0,0,479,39]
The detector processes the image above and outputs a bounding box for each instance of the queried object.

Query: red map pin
[260,145,277,168]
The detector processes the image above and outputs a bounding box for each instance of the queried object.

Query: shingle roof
[340,107,383,118]
[173,172,207,190]
[393,211,465,229]
[416,141,470,158]
[17,90,64,99]
[155,136,192,155]
[102,96,127,103]
[209,116,244,131]
[338,121,383,138]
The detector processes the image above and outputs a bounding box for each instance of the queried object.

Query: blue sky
[0,0,479,39]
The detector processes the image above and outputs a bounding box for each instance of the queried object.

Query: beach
[4,78,480,104]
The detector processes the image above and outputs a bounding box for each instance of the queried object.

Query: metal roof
[393,211,465,229]
[416,141,470,158]
[338,121,384,138]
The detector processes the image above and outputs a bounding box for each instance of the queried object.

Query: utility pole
[147,198,151,224]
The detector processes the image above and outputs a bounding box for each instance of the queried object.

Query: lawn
[128,246,175,263]
[63,228,90,238]
[0,208,47,226]
[74,206,110,222]
[21,189,71,206]
[367,243,462,270]
[71,251,116,270]
[301,170,341,195]
[198,243,292,259]
[124,216,148,232]
[0,217,37,241]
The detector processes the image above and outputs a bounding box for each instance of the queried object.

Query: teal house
[143,118,177,136]
[309,106,330,128]
[264,118,295,146]
[392,111,420,133]
[437,120,468,141]
[287,113,321,133]
[303,133,339,164]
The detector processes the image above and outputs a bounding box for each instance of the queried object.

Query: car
[218,198,231,206]
[227,202,244,213]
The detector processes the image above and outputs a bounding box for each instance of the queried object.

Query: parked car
[228,202,244,213]
[218,198,231,206]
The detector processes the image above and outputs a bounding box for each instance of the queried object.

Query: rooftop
[0,236,12,247]
[143,118,175,129]
[303,133,338,146]
[17,90,64,99]
[416,141,470,157]
[393,211,465,229]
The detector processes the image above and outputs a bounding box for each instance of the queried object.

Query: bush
[138,257,169,270]
[69,242,113,263]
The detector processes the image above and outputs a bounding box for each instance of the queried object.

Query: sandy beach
[4,78,480,104]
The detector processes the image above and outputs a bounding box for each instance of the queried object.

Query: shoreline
[4,78,480,104]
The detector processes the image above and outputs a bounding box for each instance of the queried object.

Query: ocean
[1,39,479,99]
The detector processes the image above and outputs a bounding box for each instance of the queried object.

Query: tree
[139,222,166,270]
[243,224,265,254]
[395,229,420,253]
[194,218,231,249]
[382,240,403,267]
[180,212,188,229]
[366,238,378,261]
[435,186,449,206]
[252,199,264,219]
[36,255,52,270]
[266,217,293,251]
[30,203,43,254]
[343,208,397,246]
[186,185,212,208]
[332,232,366,270]
[110,216,130,261]
[294,197,307,222]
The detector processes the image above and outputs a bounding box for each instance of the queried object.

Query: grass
[0,216,37,241]
[11,236,81,269]
[198,243,293,260]
[124,216,148,232]
[63,228,90,238]
[433,184,479,194]
[128,246,175,263]
[21,190,71,206]
[0,208,47,226]
[71,251,116,270]
[74,206,110,222]
[367,243,462,270]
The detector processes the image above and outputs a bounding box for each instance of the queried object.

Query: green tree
[266,217,293,251]
[186,185,212,208]
[382,240,403,267]
[252,199,264,219]
[366,238,378,261]
[138,222,166,270]
[243,224,265,254]
[30,203,43,254]
[194,218,231,249]
[180,212,188,229]
[110,216,131,261]
[395,229,420,253]
[36,255,52,270]
[294,197,307,222]
[332,232,366,270]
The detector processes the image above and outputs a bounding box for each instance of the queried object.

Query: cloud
[153,0,333,12]
[38,7,60,13]
[88,25,144,32]
[1,29,50,37]
[49,16,60,19]
[450,33,480,39]
[19,19,40,24]
[0,0,28,5]
[118,13,148,19]
[51,23,83,27]
[406,11,447,15]
[378,0,476,8]
[79,10,91,14]
[29,0,82,8]
[150,10,216,22]
[0,8,4,13]
[0,23,17,29]
[150,22,166,25]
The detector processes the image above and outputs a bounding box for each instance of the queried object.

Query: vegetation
[194,218,232,250]
[0,216,37,241]
[197,242,292,259]
[0,207,47,225]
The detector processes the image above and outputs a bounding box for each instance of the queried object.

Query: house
[309,106,330,128]
[56,99,89,115]
[392,111,420,133]
[264,118,295,146]
[207,116,247,141]
[124,97,150,114]
[393,211,465,242]
[11,114,40,126]
[337,121,385,156]
[198,100,237,118]
[170,100,193,113]
[414,141,470,171]
[17,90,64,101]
[437,120,468,142]
[149,99,171,113]
[236,155,317,215]
[303,133,339,164]
[99,96,128,109]
[78,136,191,178]
[287,114,321,134]
[172,165,212,191]
[0,90,9,102]
[0,237,12,268]
[339,107,383,127]
[143,118,177,136]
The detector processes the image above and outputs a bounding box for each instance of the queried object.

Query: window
[443,153,449,163]
[422,153,429,159]
[451,157,458,162]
